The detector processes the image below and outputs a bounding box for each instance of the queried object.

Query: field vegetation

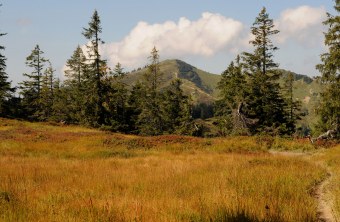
[0,118,339,221]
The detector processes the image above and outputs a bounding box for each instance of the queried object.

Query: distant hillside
[124,59,220,104]
[277,69,314,84]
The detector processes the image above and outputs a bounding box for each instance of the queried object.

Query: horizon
[1,0,335,86]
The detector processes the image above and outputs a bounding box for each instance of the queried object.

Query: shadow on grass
[180,209,267,222]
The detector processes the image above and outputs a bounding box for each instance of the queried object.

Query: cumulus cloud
[275,6,326,46]
[100,12,244,69]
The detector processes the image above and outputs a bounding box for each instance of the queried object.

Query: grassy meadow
[0,118,338,221]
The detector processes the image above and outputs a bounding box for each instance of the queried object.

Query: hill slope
[124,59,220,103]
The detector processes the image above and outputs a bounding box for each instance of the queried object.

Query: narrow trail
[315,169,337,222]
[269,150,337,222]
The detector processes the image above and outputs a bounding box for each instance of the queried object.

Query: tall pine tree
[82,10,107,126]
[138,47,164,135]
[316,0,340,137]
[216,56,247,135]
[19,45,48,119]
[64,45,88,123]
[242,7,289,135]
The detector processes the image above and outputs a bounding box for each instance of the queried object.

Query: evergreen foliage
[82,10,107,126]
[64,46,88,123]
[102,62,129,131]
[282,72,302,134]
[241,7,290,135]
[215,56,247,135]
[19,45,48,119]
[137,47,165,135]
[163,79,192,134]
[38,62,56,120]
[127,81,145,133]
[316,0,340,137]
[0,7,15,116]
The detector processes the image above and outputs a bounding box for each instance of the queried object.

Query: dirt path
[315,170,337,222]
[269,150,337,222]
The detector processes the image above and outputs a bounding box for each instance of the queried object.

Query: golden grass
[0,154,325,221]
[0,118,336,221]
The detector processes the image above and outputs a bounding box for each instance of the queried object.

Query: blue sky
[0,0,336,86]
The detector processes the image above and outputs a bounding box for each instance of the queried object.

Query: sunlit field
[0,118,337,221]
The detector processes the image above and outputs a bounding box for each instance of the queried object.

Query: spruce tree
[316,0,340,137]
[0,6,15,116]
[216,56,247,135]
[163,79,191,134]
[128,81,145,133]
[64,46,87,87]
[64,46,88,123]
[242,7,289,135]
[282,72,301,134]
[138,47,164,135]
[51,80,72,122]
[19,45,48,119]
[82,10,107,126]
[38,62,55,120]
[102,62,129,131]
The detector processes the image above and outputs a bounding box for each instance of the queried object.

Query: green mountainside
[124,59,322,127]
[124,59,220,103]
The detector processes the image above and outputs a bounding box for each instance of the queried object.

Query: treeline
[0,5,339,138]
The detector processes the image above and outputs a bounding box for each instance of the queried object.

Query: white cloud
[100,12,244,69]
[275,6,326,46]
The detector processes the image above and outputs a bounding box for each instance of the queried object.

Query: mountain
[123,59,322,127]
[124,59,220,103]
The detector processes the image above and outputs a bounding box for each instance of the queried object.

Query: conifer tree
[19,45,48,119]
[82,10,107,126]
[163,79,191,134]
[282,72,301,134]
[38,62,55,120]
[51,80,71,122]
[316,0,340,137]
[242,7,289,134]
[65,46,87,87]
[138,47,164,135]
[128,81,145,133]
[102,62,129,131]
[0,5,15,116]
[64,46,88,123]
[216,56,246,135]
